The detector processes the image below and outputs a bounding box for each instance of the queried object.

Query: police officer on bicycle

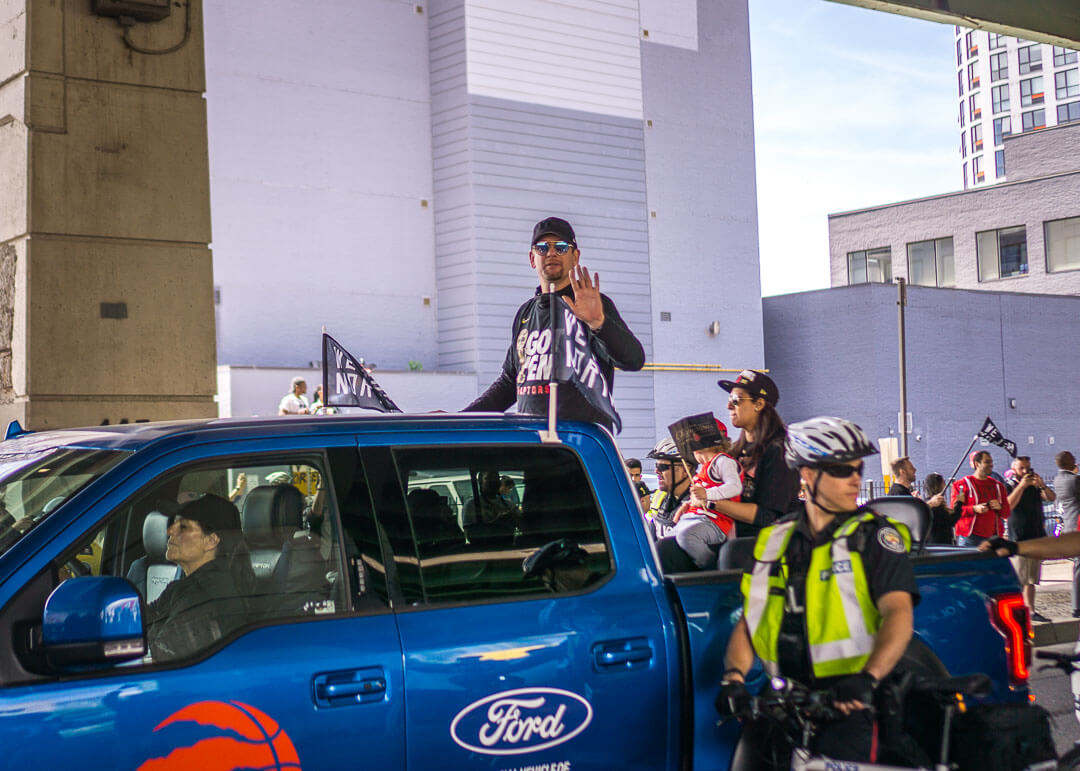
[717,417,921,767]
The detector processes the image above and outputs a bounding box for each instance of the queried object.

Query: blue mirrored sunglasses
[533,241,572,256]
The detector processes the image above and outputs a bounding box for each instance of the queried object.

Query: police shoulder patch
[877,526,906,553]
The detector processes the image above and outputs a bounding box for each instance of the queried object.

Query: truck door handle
[313,667,388,708]
[593,638,653,671]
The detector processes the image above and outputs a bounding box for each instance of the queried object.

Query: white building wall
[203,0,762,460]
[205,1,438,370]
[955,27,1080,188]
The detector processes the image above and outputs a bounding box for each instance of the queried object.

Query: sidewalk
[1033,559,1080,646]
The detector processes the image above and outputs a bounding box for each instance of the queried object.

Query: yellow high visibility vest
[741,511,911,679]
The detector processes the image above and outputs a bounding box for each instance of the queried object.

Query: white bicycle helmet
[647,437,684,462]
[784,417,879,469]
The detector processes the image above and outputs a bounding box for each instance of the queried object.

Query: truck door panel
[376,439,674,770]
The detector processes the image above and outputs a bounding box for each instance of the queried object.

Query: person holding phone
[1005,456,1056,621]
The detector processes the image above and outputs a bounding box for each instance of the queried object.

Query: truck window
[391,446,612,604]
[53,452,381,664]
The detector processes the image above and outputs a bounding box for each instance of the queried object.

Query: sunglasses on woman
[533,241,572,256]
[817,461,864,478]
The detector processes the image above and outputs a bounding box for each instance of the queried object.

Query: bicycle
[719,673,1056,770]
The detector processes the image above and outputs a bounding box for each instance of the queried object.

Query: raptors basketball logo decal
[137,700,301,771]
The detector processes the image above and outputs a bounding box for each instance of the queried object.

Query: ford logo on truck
[450,687,593,756]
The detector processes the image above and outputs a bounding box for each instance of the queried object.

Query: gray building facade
[204,0,763,458]
[764,283,1080,488]
[829,121,1080,297]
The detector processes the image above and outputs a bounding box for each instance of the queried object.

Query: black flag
[322,333,401,413]
[977,416,1017,458]
[668,413,725,463]
[514,294,622,432]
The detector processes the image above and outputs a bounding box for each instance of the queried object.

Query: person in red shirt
[952,450,1010,546]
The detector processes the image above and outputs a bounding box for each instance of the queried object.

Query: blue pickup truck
[0,415,1031,769]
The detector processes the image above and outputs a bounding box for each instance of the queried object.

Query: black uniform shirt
[748,504,921,687]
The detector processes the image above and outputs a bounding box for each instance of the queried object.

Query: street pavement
[1030,559,1079,755]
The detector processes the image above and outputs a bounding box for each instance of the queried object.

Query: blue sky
[748,0,960,295]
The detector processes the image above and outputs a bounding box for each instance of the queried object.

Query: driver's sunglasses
[655,463,674,473]
[819,461,864,478]
[533,241,572,256]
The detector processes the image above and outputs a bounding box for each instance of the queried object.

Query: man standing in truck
[462,216,644,431]
[717,417,919,767]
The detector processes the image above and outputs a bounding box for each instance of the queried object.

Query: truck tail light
[988,593,1031,686]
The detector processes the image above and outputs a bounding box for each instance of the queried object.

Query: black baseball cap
[532,217,576,246]
[718,369,779,406]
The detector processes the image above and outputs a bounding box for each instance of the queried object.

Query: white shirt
[278,393,309,415]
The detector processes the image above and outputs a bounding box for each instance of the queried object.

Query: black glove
[985,536,1019,557]
[830,672,876,706]
[715,680,751,718]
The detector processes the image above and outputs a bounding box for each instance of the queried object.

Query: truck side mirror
[41,577,146,670]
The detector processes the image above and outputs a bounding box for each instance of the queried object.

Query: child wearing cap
[670,421,743,569]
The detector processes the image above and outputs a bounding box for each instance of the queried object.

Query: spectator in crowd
[1054,451,1080,617]
[664,421,743,569]
[625,458,651,511]
[888,457,917,496]
[711,370,800,538]
[278,376,310,415]
[463,217,644,430]
[923,473,960,545]
[952,450,1009,547]
[1005,456,1056,622]
[645,438,691,545]
[969,450,1007,485]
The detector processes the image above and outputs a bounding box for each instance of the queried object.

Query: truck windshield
[0,447,126,557]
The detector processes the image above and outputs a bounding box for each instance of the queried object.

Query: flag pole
[944,432,980,492]
[539,282,561,444]
[320,326,329,417]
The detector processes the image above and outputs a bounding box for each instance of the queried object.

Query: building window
[993,116,1012,145]
[989,33,1006,50]
[1018,44,1042,74]
[847,248,892,284]
[977,226,1028,280]
[1045,216,1080,273]
[991,84,1010,113]
[959,102,966,127]
[1055,68,1080,100]
[990,51,1008,81]
[1020,76,1045,106]
[957,70,964,97]
[1054,46,1079,67]
[972,154,984,183]
[995,149,1005,177]
[907,237,955,287]
[960,132,967,157]
[1059,101,1080,124]
[1022,108,1046,131]
[970,123,983,151]
[967,62,980,89]
[963,162,968,189]
[956,38,963,66]
[966,31,977,59]
[969,92,981,120]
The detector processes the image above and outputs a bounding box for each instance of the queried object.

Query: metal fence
[858,477,1067,536]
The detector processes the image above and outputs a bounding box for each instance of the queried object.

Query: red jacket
[952,474,1010,538]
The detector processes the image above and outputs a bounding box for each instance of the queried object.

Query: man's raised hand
[564,266,605,331]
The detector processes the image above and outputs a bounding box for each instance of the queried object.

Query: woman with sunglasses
[711,370,800,538]
[717,416,919,768]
